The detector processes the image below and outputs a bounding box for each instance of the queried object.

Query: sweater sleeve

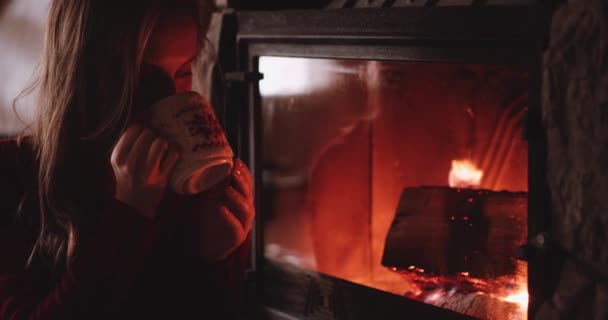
[169,234,252,320]
[187,193,252,320]
[198,234,251,319]
[0,198,160,320]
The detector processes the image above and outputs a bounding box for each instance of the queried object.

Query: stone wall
[537,1,608,319]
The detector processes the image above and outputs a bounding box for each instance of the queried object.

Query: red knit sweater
[0,137,250,320]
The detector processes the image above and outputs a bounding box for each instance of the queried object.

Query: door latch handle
[515,232,551,261]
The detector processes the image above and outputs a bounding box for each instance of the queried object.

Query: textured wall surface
[0,0,48,137]
[537,1,608,319]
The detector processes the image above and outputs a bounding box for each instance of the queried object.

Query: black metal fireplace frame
[218,6,554,319]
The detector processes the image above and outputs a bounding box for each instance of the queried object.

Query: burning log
[381,186,527,278]
[391,259,528,320]
[414,289,522,320]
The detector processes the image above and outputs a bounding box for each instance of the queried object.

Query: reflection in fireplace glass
[259,56,529,320]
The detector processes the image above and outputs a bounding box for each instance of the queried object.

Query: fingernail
[234,169,241,176]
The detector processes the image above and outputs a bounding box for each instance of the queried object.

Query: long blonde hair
[29,0,203,269]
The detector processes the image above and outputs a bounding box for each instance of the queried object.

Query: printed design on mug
[172,100,229,152]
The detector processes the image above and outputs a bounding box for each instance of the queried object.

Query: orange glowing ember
[499,261,529,316]
[449,159,483,188]
[503,289,529,311]
[396,262,529,320]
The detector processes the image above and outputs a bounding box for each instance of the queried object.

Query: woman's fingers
[160,146,180,176]
[127,128,157,171]
[145,138,169,176]
[223,186,254,233]
[234,159,253,188]
[225,159,255,233]
[217,205,243,232]
[111,124,144,165]
[110,125,182,220]
[231,159,253,202]
[231,167,253,201]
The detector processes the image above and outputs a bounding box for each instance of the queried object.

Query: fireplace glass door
[259,56,529,320]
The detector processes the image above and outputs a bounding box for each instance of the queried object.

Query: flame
[500,261,529,315]
[503,289,529,310]
[449,159,483,188]
[395,261,528,320]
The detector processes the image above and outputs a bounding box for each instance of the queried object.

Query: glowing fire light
[397,264,529,320]
[388,159,527,319]
[504,289,529,311]
[448,159,483,188]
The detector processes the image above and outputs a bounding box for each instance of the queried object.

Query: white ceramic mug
[147,91,233,194]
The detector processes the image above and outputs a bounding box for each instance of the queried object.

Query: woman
[0,0,254,319]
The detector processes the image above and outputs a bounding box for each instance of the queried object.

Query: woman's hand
[198,159,255,261]
[111,124,180,219]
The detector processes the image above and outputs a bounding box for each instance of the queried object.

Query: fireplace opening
[259,56,529,320]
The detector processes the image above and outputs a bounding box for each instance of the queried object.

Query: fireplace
[259,58,530,319]
[217,6,552,319]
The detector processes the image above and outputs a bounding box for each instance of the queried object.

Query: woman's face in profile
[143,9,198,94]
